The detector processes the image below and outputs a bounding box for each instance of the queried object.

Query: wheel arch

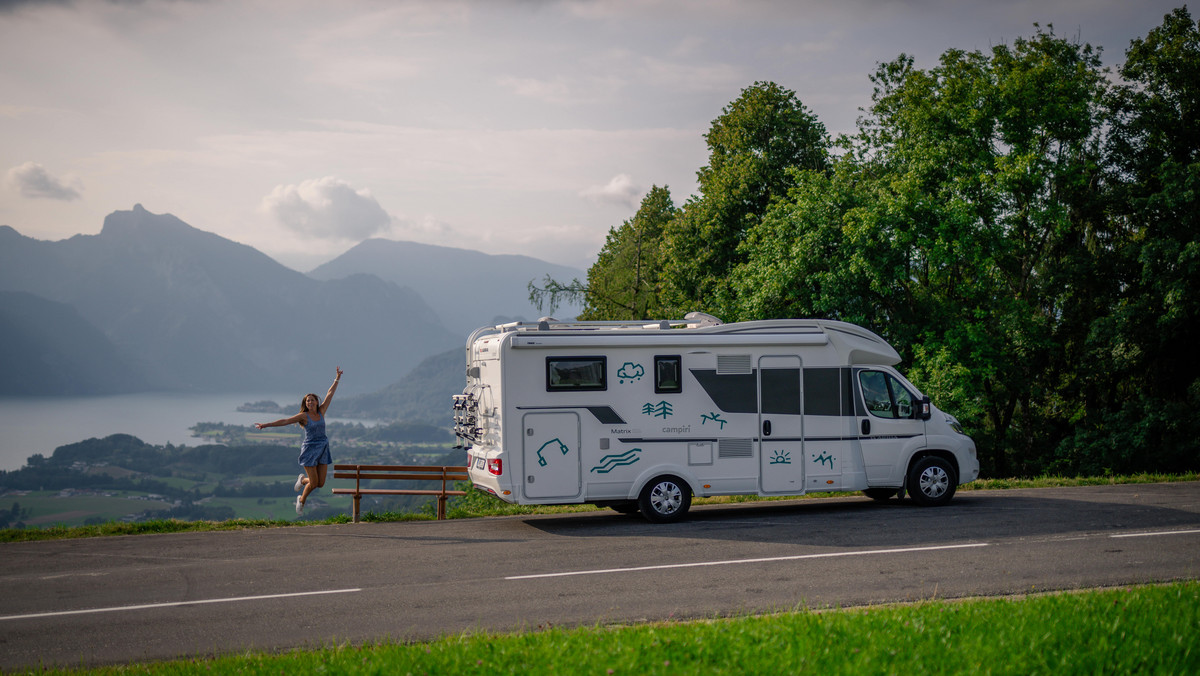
[627,465,699,500]
[904,448,961,488]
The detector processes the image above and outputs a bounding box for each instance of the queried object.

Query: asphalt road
[1,482,1198,670]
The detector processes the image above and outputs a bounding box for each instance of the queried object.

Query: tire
[862,487,899,502]
[906,456,957,506]
[638,475,692,523]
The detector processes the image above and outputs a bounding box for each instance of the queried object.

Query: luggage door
[522,411,582,499]
[759,355,805,494]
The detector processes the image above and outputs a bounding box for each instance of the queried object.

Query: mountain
[0,291,153,395]
[307,238,586,337]
[0,206,459,394]
[337,348,464,422]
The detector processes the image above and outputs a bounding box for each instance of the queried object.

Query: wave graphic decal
[590,448,642,474]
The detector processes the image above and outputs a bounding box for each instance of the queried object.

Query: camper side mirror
[920,396,932,421]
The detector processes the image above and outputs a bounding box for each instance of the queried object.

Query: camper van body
[453,314,979,522]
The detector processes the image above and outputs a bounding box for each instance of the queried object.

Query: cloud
[580,173,643,210]
[5,162,82,201]
[260,176,393,240]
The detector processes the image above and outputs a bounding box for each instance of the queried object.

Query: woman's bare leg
[300,465,320,504]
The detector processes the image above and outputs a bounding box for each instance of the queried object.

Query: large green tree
[1060,6,1200,473]
[734,27,1111,476]
[578,185,676,320]
[528,186,676,320]
[662,81,829,319]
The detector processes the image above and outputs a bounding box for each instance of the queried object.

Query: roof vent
[684,312,723,327]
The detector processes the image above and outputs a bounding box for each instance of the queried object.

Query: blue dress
[298,414,332,467]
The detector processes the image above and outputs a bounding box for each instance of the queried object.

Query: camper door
[758,355,805,493]
[522,411,582,499]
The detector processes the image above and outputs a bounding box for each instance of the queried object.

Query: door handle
[763,420,772,437]
[861,419,871,436]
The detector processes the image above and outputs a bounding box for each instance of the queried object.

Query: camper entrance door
[758,355,806,494]
[522,411,582,499]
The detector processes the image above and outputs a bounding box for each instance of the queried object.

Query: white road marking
[506,543,989,580]
[0,588,362,622]
[1110,528,1200,539]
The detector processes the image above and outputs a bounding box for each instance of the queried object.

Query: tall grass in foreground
[39,582,1198,675]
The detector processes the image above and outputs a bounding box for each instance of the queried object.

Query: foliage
[555,10,1199,478]
[577,185,677,320]
[661,81,829,319]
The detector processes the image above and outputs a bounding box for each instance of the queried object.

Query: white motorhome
[453,313,979,522]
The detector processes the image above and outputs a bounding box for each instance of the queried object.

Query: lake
[0,392,374,472]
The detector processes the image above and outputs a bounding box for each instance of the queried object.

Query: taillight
[487,458,503,476]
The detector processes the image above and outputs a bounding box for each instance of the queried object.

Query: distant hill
[0,206,459,394]
[308,238,586,337]
[337,348,463,423]
[0,291,153,395]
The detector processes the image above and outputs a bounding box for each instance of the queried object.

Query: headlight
[948,419,966,435]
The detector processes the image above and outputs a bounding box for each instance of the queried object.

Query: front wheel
[906,456,957,506]
[638,475,692,523]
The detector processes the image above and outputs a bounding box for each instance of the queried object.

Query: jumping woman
[256,367,342,515]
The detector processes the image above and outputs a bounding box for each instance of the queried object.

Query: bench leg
[437,495,447,520]
[353,494,361,523]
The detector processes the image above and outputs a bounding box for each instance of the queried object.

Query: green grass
[24,582,1198,675]
[6,491,174,527]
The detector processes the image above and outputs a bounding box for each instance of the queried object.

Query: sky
[0,0,1184,272]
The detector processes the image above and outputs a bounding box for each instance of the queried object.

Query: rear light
[487,458,503,476]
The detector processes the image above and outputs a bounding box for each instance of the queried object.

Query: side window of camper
[859,370,916,419]
[546,356,607,391]
[655,355,682,393]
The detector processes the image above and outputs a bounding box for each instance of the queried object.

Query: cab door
[855,368,925,484]
[758,355,805,494]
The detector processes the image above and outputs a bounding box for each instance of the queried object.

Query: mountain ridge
[0,206,587,407]
[0,206,457,394]
[308,237,585,335]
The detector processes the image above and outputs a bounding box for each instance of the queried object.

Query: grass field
[26,582,1198,675]
[7,491,174,526]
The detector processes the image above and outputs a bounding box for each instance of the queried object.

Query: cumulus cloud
[260,176,393,240]
[580,173,643,210]
[6,162,82,201]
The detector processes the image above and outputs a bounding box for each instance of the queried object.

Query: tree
[662,81,829,319]
[577,186,675,320]
[529,186,676,320]
[733,27,1111,476]
[1062,6,1200,473]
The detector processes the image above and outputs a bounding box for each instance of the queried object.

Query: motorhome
[453,313,978,522]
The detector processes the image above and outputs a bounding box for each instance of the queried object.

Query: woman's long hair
[298,393,320,425]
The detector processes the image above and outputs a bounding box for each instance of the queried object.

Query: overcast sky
[0,0,1183,271]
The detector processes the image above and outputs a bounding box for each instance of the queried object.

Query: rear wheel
[638,475,691,523]
[907,456,957,506]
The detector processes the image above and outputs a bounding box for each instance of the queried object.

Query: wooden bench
[331,464,470,522]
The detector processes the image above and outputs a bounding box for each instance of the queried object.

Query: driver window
[893,377,914,418]
[859,371,915,419]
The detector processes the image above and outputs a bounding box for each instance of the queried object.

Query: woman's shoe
[295,496,304,515]
[294,474,305,492]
